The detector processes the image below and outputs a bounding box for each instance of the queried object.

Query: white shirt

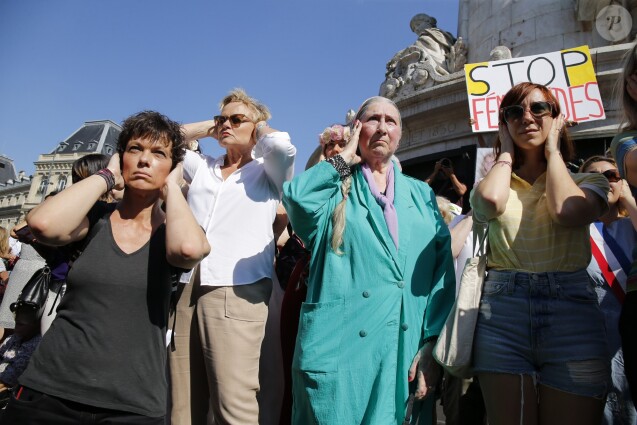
[449,214,473,297]
[181,132,295,286]
[8,237,21,258]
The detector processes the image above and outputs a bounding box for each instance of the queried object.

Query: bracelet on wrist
[494,160,512,169]
[326,154,352,180]
[96,168,115,192]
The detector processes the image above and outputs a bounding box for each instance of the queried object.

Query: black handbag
[10,266,51,324]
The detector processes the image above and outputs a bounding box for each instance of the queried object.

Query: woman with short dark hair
[2,110,210,424]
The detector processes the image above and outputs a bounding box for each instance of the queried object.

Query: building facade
[0,156,32,229]
[21,119,121,218]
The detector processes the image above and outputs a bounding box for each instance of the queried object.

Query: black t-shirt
[20,202,174,417]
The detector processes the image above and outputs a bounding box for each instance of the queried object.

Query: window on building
[72,141,83,151]
[57,175,67,191]
[38,177,49,194]
[104,144,114,155]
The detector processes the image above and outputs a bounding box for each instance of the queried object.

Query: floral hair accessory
[319,125,351,145]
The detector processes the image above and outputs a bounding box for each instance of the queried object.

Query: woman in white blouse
[169,88,296,425]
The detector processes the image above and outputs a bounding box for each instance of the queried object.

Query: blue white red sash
[589,222,628,303]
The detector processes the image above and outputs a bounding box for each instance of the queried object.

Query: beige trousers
[169,267,272,425]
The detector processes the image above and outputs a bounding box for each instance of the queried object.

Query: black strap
[403,393,415,425]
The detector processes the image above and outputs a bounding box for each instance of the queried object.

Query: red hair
[494,82,574,167]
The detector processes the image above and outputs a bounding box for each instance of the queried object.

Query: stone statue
[489,45,512,61]
[380,13,467,99]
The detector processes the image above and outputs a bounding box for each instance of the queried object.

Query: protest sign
[464,45,605,132]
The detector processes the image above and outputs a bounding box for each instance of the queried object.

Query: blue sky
[0,0,459,175]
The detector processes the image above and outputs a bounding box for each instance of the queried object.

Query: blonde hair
[0,227,9,257]
[330,96,402,254]
[219,88,271,122]
[436,196,453,224]
[331,175,352,254]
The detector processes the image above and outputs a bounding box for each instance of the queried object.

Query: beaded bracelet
[494,160,512,169]
[326,154,352,179]
[96,168,116,192]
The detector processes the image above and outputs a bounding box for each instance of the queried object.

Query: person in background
[277,123,350,425]
[2,110,210,424]
[171,89,295,425]
[72,153,123,202]
[0,228,12,288]
[610,41,637,408]
[471,82,610,425]
[38,154,123,335]
[0,309,41,396]
[0,227,17,272]
[426,158,467,210]
[283,96,455,424]
[580,155,637,425]
[0,235,45,341]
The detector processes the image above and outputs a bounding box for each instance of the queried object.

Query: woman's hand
[545,114,564,159]
[340,121,362,166]
[619,179,637,210]
[106,153,125,191]
[408,341,442,400]
[498,122,515,156]
[161,163,185,201]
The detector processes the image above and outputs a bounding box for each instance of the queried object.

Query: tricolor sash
[589,221,629,303]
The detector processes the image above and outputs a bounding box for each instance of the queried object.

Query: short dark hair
[72,153,110,184]
[117,111,185,168]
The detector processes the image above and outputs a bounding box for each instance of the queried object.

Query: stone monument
[380,13,467,99]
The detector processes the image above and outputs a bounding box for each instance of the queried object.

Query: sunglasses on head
[501,101,553,124]
[594,169,621,183]
[213,114,252,128]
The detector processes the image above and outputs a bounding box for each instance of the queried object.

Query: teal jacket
[283,161,455,424]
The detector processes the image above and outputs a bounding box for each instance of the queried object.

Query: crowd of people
[0,41,634,425]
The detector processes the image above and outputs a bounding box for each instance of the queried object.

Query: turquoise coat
[282,162,455,424]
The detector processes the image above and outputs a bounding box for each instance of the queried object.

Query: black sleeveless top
[20,202,173,417]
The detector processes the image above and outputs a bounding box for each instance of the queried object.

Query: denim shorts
[473,269,610,398]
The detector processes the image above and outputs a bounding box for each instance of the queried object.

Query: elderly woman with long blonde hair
[283,96,454,424]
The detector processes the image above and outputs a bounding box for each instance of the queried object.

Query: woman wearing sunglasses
[609,42,637,412]
[580,156,637,425]
[171,89,295,425]
[471,82,610,425]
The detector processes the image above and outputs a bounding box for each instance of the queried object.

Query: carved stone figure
[489,45,512,61]
[380,13,467,99]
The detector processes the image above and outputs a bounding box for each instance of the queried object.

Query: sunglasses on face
[213,114,252,128]
[592,169,621,183]
[501,101,553,124]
